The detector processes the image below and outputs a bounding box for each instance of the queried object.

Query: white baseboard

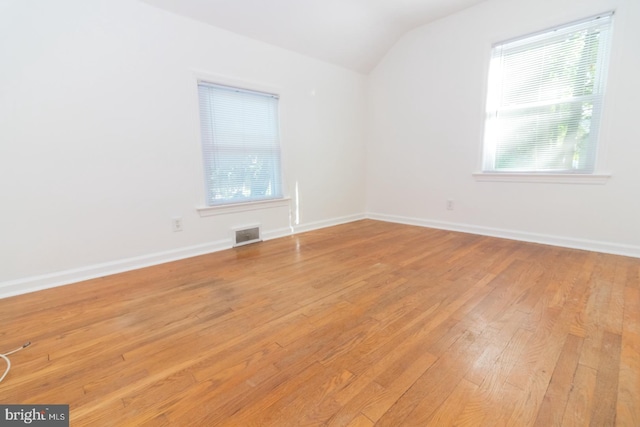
[288,213,367,235]
[0,213,366,299]
[4,211,635,300]
[367,212,640,259]
[0,239,230,300]
[259,213,367,242]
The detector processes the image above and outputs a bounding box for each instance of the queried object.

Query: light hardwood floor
[0,220,638,426]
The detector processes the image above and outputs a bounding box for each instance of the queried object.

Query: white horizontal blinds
[198,82,282,206]
[484,13,613,173]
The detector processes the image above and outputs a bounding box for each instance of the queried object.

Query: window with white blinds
[198,81,283,206]
[482,13,613,173]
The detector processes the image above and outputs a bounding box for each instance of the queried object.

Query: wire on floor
[0,342,31,383]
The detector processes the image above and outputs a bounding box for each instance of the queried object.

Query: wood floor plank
[534,333,584,426]
[617,331,640,425]
[254,365,356,426]
[427,378,479,426]
[589,330,622,426]
[506,293,588,425]
[358,350,438,423]
[0,219,637,426]
[461,327,533,426]
[345,414,374,427]
[374,329,490,426]
[562,364,599,427]
[623,286,640,336]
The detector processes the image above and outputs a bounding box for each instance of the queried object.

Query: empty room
[1,0,639,425]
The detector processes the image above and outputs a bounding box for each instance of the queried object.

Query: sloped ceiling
[141,0,488,74]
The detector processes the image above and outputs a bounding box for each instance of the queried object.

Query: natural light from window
[481,13,613,175]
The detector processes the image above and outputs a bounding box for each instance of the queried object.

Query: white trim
[4,210,636,300]
[190,69,290,210]
[472,172,612,184]
[0,213,365,299]
[289,213,367,235]
[0,239,230,299]
[480,13,614,176]
[197,197,291,216]
[495,12,614,48]
[367,212,640,258]
[191,70,283,98]
[257,214,367,241]
[262,226,293,241]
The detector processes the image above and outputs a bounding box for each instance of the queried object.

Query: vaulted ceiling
[141,0,488,74]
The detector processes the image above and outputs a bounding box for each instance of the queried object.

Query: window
[198,81,283,206]
[481,13,613,174]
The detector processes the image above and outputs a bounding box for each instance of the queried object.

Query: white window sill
[472,172,612,184]
[197,197,291,217]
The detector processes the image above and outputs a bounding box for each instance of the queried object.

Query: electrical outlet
[172,217,183,232]
[446,200,454,211]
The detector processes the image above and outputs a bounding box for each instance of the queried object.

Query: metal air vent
[233,225,261,247]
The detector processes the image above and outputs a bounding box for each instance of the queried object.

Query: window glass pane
[198,82,282,206]
[483,14,612,173]
[494,100,594,171]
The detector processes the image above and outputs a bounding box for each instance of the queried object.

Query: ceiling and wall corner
[139,0,490,74]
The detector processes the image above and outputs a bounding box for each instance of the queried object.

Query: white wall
[2,0,638,298]
[0,0,367,296]
[367,0,640,256]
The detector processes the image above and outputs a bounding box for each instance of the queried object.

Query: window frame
[475,13,614,184]
[193,73,288,213]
